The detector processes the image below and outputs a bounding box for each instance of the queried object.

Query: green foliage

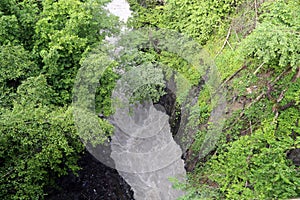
[177,185,220,200]
[128,64,166,104]
[0,0,119,199]
[135,0,163,8]
[214,46,244,80]
[207,118,300,199]
[1,0,119,105]
[0,14,20,45]
[72,44,116,146]
[114,47,167,104]
[95,63,120,116]
[0,78,83,199]
[242,0,300,72]
[129,0,243,44]
[159,51,200,86]
[0,0,42,49]
[16,75,55,106]
[260,0,300,30]
[284,81,300,106]
[0,44,36,84]
[169,173,221,200]
[242,22,300,71]
[1,0,299,199]
[166,0,300,199]
[0,44,37,108]
[32,0,118,104]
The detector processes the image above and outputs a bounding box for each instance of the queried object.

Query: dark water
[46,150,134,200]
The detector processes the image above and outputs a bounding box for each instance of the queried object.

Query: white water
[105,0,132,23]
[105,1,187,199]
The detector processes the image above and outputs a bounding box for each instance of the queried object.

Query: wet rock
[287,148,300,166]
[45,150,134,200]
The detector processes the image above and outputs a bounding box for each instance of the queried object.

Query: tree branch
[253,62,265,75]
[215,26,232,58]
[221,65,247,87]
[240,67,292,116]
[254,0,258,28]
[291,67,300,82]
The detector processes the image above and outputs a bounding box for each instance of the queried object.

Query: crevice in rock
[45,150,134,200]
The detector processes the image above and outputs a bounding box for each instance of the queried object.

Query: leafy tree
[0,0,119,199]
[207,117,300,199]
[1,0,299,199]
[193,1,300,199]
[33,0,119,104]
[128,0,243,44]
[0,76,83,200]
[0,0,42,48]
[0,44,37,108]
[1,0,119,105]
[127,0,300,199]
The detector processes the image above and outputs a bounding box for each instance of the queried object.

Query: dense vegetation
[0,0,299,199]
[0,0,118,199]
[127,0,300,199]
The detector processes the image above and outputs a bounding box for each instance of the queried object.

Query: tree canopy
[0,0,119,199]
[0,0,299,199]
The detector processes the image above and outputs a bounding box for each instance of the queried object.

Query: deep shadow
[46,149,134,200]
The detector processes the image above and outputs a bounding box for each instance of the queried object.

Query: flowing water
[47,1,186,199]
[105,0,132,23]
[105,1,187,199]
